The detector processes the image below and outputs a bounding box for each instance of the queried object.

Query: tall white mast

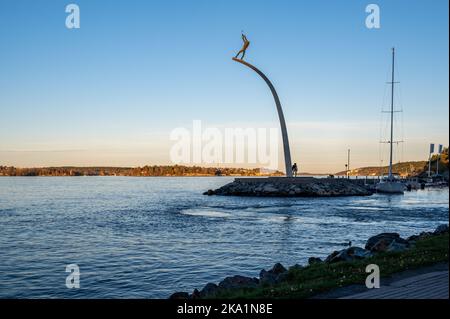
[388,47,395,179]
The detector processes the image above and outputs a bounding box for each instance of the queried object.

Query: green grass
[211,233,449,299]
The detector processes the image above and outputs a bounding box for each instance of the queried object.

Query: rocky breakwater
[204,177,372,197]
[169,224,449,299]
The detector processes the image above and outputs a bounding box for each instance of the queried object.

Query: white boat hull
[376,181,405,194]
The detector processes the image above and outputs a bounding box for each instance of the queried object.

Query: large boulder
[203,189,215,196]
[434,224,449,235]
[218,275,259,290]
[365,233,399,249]
[407,231,433,243]
[262,184,278,193]
[308,257,323,265]
[259,263,288,285]
[199,283,220,298]
[270,262,287,274]
[325,247,372,263]
[289,264,304,271]
[386,240,409,253]
[348,247,373,259]
[169,291,189,299]
[190,289,201,299]
[259,270,277,285]
[365,233,409,252]
[324,251,340,263]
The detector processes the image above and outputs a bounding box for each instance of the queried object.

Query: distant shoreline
[0,174,329,178]
[0,165,288,177]
[1,157,447,177]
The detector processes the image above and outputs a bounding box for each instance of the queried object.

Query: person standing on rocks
[292,163,298,177]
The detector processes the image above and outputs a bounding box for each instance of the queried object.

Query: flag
[438,144,443,154]
[430,143,435,154]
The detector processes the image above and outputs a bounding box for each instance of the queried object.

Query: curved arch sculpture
[232,57,293,177]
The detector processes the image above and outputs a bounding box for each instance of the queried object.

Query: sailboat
[376,47,405,194]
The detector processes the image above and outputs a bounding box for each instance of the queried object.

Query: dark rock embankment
[204,177,372,197]
[169,224,449,299]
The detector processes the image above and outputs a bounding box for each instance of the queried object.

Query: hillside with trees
[0,165,283,177]
[335,148,449,179]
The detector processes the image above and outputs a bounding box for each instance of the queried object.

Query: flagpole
[436,154,439,176]
[428,154,431,177]
[436,144,442,176]
[428,144,433,177]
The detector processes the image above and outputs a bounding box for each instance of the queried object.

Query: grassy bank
[213,233,449,299]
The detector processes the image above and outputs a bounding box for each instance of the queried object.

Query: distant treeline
[0,165,284,177]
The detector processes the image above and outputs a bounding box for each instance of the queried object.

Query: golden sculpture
[234,33,250,60]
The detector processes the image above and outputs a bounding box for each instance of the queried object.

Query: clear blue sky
[0,0,448,173]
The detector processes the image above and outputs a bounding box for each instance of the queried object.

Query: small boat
[377,176,405,194]
[376,48,404,194]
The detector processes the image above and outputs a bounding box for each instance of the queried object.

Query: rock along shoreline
[204,177,372,197]
[169,224,449,299]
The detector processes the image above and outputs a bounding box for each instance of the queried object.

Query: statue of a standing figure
[235,33,250,60]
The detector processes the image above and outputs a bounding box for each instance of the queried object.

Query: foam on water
[180,208,232,218]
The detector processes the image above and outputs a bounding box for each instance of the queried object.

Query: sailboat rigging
[376,47,405,194]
